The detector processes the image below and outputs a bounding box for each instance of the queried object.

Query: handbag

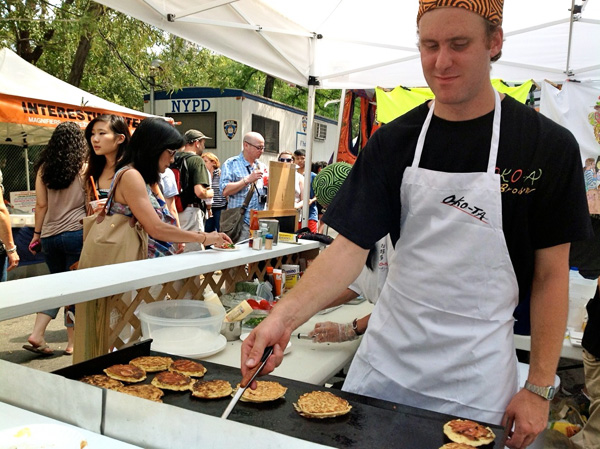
[220,185,255,243]
[78,168,149,269]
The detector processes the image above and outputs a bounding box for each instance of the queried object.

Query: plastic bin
[138,300,226,357]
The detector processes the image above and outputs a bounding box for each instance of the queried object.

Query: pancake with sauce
[104,364,146,383]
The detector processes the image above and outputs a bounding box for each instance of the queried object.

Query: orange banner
[0,93,146,133]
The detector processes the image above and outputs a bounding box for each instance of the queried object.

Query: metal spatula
[221,345,274,419]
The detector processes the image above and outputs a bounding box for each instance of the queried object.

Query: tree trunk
[263,75,275,98]
[68,2,104,87]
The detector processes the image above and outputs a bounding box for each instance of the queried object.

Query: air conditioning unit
[314,122,327,141]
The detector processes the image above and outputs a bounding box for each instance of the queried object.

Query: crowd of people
[2,113,329,357]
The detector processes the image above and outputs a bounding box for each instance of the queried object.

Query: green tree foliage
[0,0,341,119]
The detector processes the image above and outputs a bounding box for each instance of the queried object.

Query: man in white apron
[241,2,592,448]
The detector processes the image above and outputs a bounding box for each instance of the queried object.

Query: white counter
[204,300,374,385]
[0,240,321,321]
[0,402,143,449]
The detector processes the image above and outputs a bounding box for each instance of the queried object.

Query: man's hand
[240,314,289,390]
[503,388,550,449]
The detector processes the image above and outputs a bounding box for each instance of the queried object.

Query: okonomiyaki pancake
[151,370,193,391]
[233,381,287,403]
[79,374,123,390]
[190,379,233,399]
[443,419,496,447]
[293,391,352,418]
[103,364,146,383]
[130,356,173,373]
[169,359,207,377]
[118,384,164,402]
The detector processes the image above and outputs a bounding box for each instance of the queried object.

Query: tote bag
[78,168,148,269]
[220,185,255,243]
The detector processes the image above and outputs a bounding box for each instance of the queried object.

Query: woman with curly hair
[110,117,231,258]
[84,114,130,212]
[23,122,87,356]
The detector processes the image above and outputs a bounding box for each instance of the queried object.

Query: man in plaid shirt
[220,132,268,241]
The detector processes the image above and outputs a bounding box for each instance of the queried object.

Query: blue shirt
[220,152,267,224]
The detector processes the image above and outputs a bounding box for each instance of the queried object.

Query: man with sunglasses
[171,129,213,251]
[221,132,268,241]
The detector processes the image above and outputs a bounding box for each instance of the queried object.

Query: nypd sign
[170,99,212,113]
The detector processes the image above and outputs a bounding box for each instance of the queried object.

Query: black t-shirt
[325,95,592,315]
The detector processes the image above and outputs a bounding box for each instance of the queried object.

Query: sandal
[22,343,54,356]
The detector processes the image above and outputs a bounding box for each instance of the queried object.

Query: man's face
[293,154,305,169]
[196,139,206,155]
[418,8,502,111]
[244,138,265,161]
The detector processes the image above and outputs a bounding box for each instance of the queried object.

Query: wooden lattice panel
[73,248,319,363]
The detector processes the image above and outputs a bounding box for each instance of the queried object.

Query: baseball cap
[184,129,212,144]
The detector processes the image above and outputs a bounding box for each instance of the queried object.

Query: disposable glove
[308,321,358,343]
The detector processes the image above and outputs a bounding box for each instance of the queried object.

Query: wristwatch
[524,380,556,400]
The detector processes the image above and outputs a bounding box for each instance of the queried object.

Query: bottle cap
[266,233,273,238]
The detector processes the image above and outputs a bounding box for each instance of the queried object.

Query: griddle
[54,340,505,448]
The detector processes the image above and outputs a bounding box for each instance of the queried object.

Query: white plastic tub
[138,300,227,358]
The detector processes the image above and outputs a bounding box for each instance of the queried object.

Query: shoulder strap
[103,167,130,216]
[241,183,256,210]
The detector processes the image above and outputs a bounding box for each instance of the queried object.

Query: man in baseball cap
[184,129,212,156]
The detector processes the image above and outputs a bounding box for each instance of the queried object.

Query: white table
[0,402,143,449]
[203,300,374,385]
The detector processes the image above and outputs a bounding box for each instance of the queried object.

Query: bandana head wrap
[417,0,503,25]
[313,162,353,207]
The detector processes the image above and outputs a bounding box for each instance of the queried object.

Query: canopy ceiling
[95,0,600,89]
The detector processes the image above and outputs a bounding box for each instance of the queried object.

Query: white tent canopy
[93,0,600,223]
[94,0,600,89]
[0,47,151,147]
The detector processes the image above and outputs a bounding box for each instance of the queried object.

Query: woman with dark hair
[23,122,88,356]
[111,117,231,257]
[84,114,130,211]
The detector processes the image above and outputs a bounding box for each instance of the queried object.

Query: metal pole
[333,88,346,163]
[150,75,155,115]
[302,83,317,227]
[565,0,576,76]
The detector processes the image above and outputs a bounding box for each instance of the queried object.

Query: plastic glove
[308,321,358,343]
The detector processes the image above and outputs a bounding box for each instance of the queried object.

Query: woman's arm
[114,169,230,247]
[29,172,48,253]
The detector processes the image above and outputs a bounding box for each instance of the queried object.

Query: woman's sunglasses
[279,157,292,162]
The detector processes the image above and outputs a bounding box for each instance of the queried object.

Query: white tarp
[94,0,600,89]
[0,47,152,147]
[540,80,600,163]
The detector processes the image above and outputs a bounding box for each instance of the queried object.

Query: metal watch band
[524,380,555,400]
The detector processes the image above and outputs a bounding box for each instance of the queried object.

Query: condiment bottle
[265,233,273,250]
[252,229,263,250]
[249,209,259,247]
[260,223,268,247]
[265,266,275,286]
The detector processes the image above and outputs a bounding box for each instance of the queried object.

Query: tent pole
[24,142,30,191]
[302,81,317,228]
[565,0,576,76]
[333,88,346,163]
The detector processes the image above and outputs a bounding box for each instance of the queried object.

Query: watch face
[547,386,556,400]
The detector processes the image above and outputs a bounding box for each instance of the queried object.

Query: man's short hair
[293,149,306,157]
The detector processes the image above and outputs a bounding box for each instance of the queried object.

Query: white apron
[343,91,519,424]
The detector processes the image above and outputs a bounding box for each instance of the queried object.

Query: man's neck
[433,86,501,122]
[243,152,255,165]
[183,146,195,154]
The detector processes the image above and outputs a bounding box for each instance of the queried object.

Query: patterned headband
[417,0,503,25]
